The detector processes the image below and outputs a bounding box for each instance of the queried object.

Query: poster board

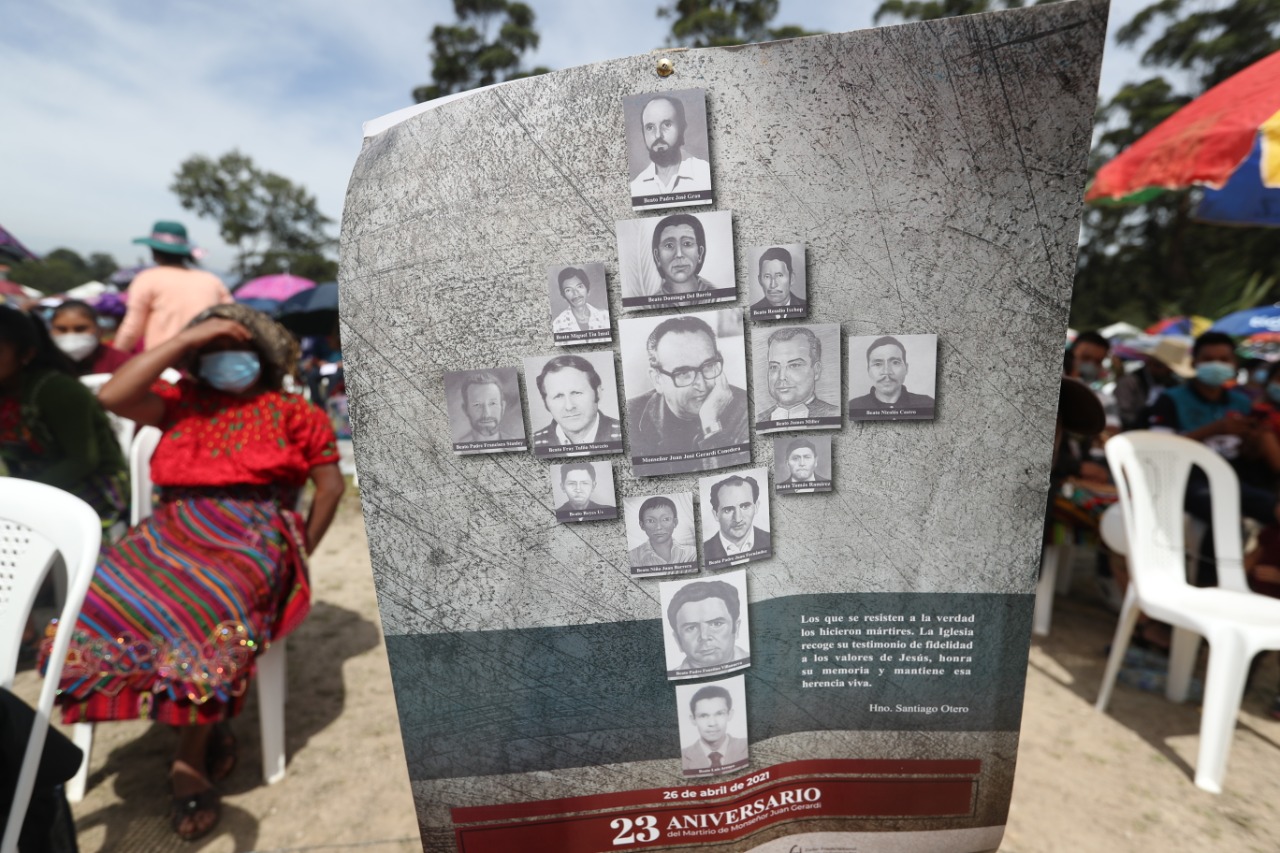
[340,3,1106,850]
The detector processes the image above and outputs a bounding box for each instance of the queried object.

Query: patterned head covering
[187,303,300,390]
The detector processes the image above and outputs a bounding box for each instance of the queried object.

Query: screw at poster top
[656,58,675,77]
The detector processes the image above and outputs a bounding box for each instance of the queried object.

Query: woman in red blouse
[48,303,344,839]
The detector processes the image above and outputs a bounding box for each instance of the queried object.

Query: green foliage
[255,250,339,283]
[6,248,119,295]
[170,150,335,281]
[658,0,822,47]
[875,0,1280,330]
[413,0,550,103]
[1116,0,1280,89]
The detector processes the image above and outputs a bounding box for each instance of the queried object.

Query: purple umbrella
[108,264,151,287]
[0,224,39,264]
[234,274,316,302]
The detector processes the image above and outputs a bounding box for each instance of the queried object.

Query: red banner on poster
[452,758,980,852]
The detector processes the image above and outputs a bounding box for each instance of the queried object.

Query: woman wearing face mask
[48,300,133,376]
[43,303,344,840]
[0,305,127,532]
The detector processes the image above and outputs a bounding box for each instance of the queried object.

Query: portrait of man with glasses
[620,309,750,476]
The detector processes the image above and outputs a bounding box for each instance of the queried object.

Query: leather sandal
[169,785,221,841]
[206,722,238,783]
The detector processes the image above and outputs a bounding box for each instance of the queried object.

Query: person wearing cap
[1113,338,1188,431]
[113,221,232,352]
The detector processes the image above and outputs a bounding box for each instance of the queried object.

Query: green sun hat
[132,220,194,256]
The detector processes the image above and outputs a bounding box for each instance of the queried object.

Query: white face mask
[53,332,98,362]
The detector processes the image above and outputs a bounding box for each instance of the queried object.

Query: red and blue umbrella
[1086,50,1280,225]
[1210,304,1280,336]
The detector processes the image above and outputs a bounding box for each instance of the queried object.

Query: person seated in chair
[39,304,345,841]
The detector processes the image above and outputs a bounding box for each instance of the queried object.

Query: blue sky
[5,0,1161,275]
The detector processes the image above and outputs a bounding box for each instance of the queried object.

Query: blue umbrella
[277,282,338,337]
[1194,135,1280,226]
[235,297,282,318]
[1210,304,1280,336]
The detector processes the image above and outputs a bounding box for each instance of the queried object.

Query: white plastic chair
[128,426,162,527]
[0,481,102,853]
[1097,432,1280,793]
[1032,541,1075,637]
[66,427,290,803]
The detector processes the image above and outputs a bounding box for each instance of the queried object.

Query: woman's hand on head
[178,318,254,351]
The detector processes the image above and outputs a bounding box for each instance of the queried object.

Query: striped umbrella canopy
[1086,51,1280,225]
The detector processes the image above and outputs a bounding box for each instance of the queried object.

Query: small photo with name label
[773,435,833,495]
[752,323,842,434]
[747,243,807,321]
[624,493,699,577]
[675,674,749,778]
[619,308,751,477]
[699,467,772,570]
[443,367,527,455]
[550,461,618,524]
[622,88,714,211]
[847,333,938,422]
[547,262,611,346]
[616,211,736,311]
[525,351,623,460]
[661,569,751,680]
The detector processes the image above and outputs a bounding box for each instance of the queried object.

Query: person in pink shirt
[114,221,232,352]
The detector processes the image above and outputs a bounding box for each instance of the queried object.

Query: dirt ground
[12,496,1280,852]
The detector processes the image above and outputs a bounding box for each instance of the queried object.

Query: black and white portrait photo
[622,88,714,211]
[660,570,751,680]
[619,308,751,477]
[846,333,938,421]
[747,243,807,321]
[623,493,698,577]
[615,211,735,310]
[773,435,833,495]
[676,675,748,778]
[752,323,842,433]
[443,368,527,455]
[547,262,611,346]
[524,352,623,459]
[699,468,772,570]
[549,461,618,523]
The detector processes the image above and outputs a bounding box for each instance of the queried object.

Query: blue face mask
[1254,367,1271,385]
[1076,361,1101,383]
[1194,361,1235,388]
[1267,383,1280,404]
[199,351,261,393]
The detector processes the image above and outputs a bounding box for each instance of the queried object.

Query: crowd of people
[1054,327,1280,719]
[2,220,345,842]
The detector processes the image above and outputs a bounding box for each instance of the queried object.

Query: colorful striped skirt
[44,485,311,726]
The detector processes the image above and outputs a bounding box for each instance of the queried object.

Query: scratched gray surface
[342,3,1106,847]
[342,1,1105,639]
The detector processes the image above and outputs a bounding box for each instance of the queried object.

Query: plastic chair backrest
[1098,503,1127,556]
[1105,432,1247,596]
[130,426,164,526]
[78,373,111,395]
[0,480,102,853]
[79,373,137,459]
